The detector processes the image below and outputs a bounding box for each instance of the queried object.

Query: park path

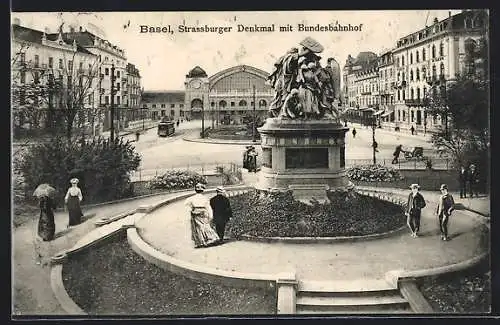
[12,192,188,315]
[137,189,489,283]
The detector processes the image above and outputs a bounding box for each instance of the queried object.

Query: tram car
[157,117,175,137]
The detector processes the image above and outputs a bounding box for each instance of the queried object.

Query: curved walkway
[136,189,489,284]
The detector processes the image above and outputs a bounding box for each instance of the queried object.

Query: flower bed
[148,170,207,191]
[346,164,404,182]
[419,258,491,313]
[62,233,277,315]
[227,190,405,238]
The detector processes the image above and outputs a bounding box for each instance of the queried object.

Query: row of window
[397,43,445,67]
[210,100,268,107]
[397,63,446,82]
[146,103,185,109]
[396,109,440,126]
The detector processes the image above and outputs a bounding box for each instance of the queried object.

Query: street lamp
[201,99,205,138]
[252,85,256,143]
[371,115,377,165]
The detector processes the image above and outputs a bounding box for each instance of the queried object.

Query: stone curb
[182,136,261,145]
[50,264,86,315]
[239,225,408,244]
[127,227,277,290]
[385,252,489,288]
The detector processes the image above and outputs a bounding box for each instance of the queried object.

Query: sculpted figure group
[267,37,340,121]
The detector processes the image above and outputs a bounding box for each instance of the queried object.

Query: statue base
[256,118,352,203]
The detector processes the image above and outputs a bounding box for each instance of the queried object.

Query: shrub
[13,135,141,205]
[346,164,404,182]
[216,166,242,185]
[148,170,207,191]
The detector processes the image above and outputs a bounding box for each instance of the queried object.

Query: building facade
[141,91,185,121]
[125,63,142,121]
[391,9,488,133]
[342,10,488,133]
[11,19,100,134]
[143,65,275,126]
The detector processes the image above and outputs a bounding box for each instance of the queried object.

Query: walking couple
[405,183,455,241]
[184,183,233,248]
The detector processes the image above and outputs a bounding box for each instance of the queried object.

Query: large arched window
[439,42,444,57]
[422,48,426,61]
[259,99,267,107]
[410,88,414,99]
[432,44,436,58]
[416,68,420,81]
[440,63,445,78]
[191,98,203,109]
[410,70,414,81]
[239,100,247,107]
[219,100,227,108]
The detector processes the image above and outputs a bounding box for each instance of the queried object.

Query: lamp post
[252,85,256,143]
[371,115,377,165]
[201,99,205,138]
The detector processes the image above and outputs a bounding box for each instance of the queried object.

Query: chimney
[69,26,75,33]
[13,17,20,25]
[79,26,83,32]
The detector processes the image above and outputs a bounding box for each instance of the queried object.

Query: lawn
[62,233,277,315]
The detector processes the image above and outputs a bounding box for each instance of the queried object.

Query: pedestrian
[467,164,480,198]
[458,165,468,198]
[243,146,250,169]
[352,128,357,138]
[248,146,258,172]
[37,195,57,241]
[184,183,220,248]
[436,184,455,241]
[135,131,140,142]
[176,120,180,127]
[411,125,415,135]
[405,184,426,237]
[373,140,379,152]
[210,186,233,242]
[64,178,83,227]
[392,144,403,164]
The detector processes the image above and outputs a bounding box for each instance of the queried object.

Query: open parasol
[33,183,57,198]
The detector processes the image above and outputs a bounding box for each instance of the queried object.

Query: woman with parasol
[33,184,57,241]
[64,178,83,227]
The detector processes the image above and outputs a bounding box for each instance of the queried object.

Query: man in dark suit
[209,186,233,241]
[405,184,426,237]
[458,166,468,198]
[467,164,480,198]
[436,184,455,241]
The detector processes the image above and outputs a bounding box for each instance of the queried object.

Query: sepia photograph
[11,9,491,317]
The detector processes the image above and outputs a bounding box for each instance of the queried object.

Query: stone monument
[257,37,353,203]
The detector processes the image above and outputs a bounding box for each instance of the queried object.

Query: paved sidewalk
[12,191,187,315]
[137,188,489,283]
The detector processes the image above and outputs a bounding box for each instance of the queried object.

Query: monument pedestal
[256,118,352,203]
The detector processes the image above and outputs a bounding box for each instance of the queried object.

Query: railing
[130,162,243,183]
[345,158,452,170]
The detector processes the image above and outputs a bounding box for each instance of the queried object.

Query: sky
[12,10,462,91]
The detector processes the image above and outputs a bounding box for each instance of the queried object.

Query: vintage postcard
[11,9,491,317]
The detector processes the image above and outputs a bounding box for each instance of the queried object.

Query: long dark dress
[66,189,83,226]
[38,196,55,241]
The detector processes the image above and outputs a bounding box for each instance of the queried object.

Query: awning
[373,110,385,116]
[381,110,394,117]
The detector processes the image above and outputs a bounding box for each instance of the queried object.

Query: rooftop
[142,91,185,103]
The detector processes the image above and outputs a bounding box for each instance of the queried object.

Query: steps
[295,280,413,315]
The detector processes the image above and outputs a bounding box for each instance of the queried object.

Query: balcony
[426,75,446,86]
[404,99,424,106]
[360,91,372,95]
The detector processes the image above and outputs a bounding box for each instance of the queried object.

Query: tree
[424,36,489,185]
[11,24,103,142]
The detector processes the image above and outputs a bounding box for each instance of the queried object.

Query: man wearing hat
[467,163,480,198]
[210,186,233,241]
[405,184,426,237]
[436,184,455,241]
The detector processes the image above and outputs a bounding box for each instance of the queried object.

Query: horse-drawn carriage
[403,146,425,160]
